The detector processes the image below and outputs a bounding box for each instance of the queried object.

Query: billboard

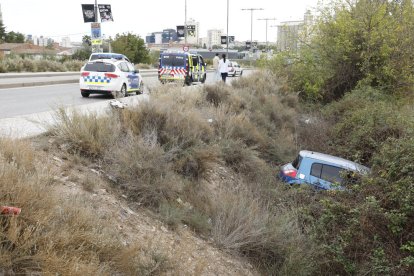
[177,25,196,37]
[98,4,114,22]
[177,26,185,37]
[91,23,102,45]
[221,36,235,44]
[82,4,96,23]
[187,25,196,37]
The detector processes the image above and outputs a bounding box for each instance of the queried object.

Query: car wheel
[201,73,206,84]
[81,91,90,98]
[240,71,243,76]
[136,81,144,95]
[116,84,127,98]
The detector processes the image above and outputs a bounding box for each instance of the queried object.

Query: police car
[79,58,144,98]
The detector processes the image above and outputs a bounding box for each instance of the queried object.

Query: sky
[1,0,319,43]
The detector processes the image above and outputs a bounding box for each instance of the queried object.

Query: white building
[33,36,50,47]
[60,37,71,48]
[154,32,163,44]
[207,29,223,49]
[277,10,314,52]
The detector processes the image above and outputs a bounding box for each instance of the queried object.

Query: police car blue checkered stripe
[83,76,111,83]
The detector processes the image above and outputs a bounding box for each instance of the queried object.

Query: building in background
[277,10,314,52]
[162,29,177,43]
[207,29,223,49]
[60,37,71,48]
[32,36,53,47]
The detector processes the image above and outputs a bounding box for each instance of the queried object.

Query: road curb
[0,79,79,89]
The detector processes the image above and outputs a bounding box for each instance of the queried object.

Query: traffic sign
[183,45,189,52]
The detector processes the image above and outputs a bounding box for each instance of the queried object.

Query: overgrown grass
[47,70,306,273]
[0,56,84,72]
[0,138,170,275]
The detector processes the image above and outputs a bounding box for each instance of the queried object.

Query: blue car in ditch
[279,150,370,190]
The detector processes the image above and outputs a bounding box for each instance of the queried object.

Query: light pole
[226,0,229,56]
[241,8,263,52]
[258,18,276,52]
[184,0,187,45]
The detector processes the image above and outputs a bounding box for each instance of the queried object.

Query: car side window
[321,165,343,183]
[310,163,322,178]
[192,56,198,66]
[119,62,129,72]
[126,63,135,72]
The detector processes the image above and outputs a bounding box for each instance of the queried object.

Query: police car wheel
[81,91,90,98]
[120,84,127,98]
[136,81,144,95]
[201,73,206,84]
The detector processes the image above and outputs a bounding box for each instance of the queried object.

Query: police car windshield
[161,55,186,67]
[84,62,115,72]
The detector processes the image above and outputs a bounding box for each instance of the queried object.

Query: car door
[309,162,343,190]
[199,55,206,81]
[126,62,139,91]
[192,55,200,82]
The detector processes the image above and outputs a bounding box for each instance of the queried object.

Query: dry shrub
[296,113,333,153]
[219,139,265,178]
[204,84,231,107]
[211,185,316,274]
[35,60,66,72]
[105,134,183,207]
[63,60,84,71]
[213,111,265,147]
[4,58,24,72]
[0,138,173,274]
[113,242,170,275]
[49,108,120,157]
[173,144,220,179]
[0,139,35,171]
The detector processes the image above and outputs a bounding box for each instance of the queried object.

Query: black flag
[98,4,114,22]
[177,26,185,37]
[82,4,96,23]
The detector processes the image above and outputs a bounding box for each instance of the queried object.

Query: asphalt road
[0,71,248,119]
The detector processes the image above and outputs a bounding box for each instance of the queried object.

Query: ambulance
[158,51,207,85]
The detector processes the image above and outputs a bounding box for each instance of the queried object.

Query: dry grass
[0,138,171,274]
[49,108,120,157]
[40,70,306,273]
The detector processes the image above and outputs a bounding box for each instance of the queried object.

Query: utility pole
[93,0,100,53]
[185,0,187,45]
[241,8,263,53]
[258,18,276,52]
[226,0,229,57]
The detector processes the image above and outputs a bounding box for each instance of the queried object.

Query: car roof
[87,59,121,64]
[299,150,370,173]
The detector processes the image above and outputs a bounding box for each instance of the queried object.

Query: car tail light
[283,169,297,178]
[81,72,90,77]
[104,73,119,78]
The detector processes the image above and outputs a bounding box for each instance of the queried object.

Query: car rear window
[161,55,186,67]
[84,62,115,72]
[90,54,123,61]
[292,155,303,170]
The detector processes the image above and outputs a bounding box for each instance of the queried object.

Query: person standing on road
[213,53,220,81]
[218,54,229,83]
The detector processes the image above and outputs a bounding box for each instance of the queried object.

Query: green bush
[329,102,410,164]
